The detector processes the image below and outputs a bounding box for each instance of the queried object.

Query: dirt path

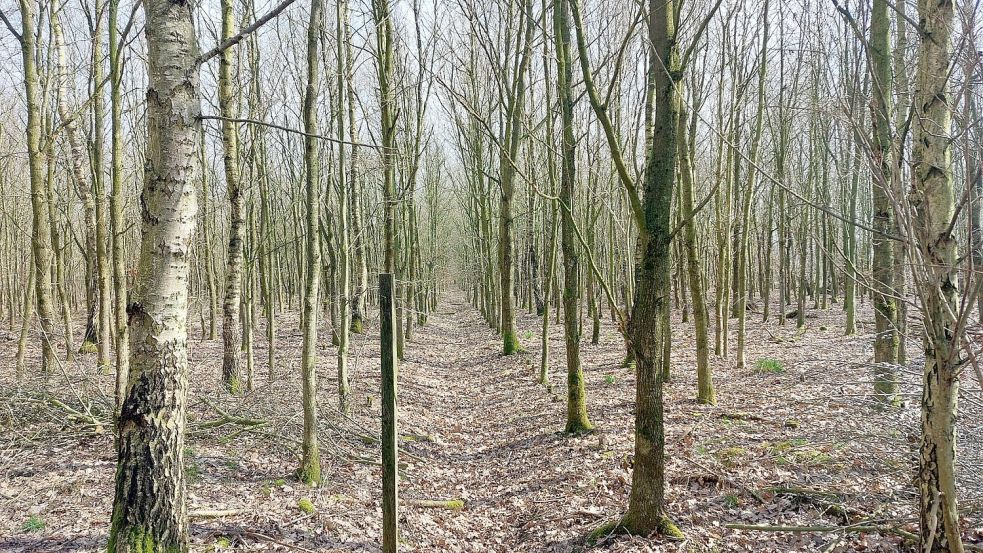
[393,293,598,552]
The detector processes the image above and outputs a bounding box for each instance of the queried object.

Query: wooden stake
[379,273,398,553]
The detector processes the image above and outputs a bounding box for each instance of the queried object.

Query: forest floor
[1,292,982,552]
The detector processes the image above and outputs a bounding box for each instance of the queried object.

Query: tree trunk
[870,0,900,404]
[911,0,963,549]
[219,0,245,393]
[678,90,713,405]
[621,0,679,536]
[16,0,57,373]
[297,0,325,486]
[554,0,592,434]
[108,0,200,548]
[109,0,130,414]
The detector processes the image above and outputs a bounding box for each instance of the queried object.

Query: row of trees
[450,0,974,548]
[1,0,447,549]
[0,0,977,550]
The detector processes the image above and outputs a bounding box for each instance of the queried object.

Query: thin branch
[679,0,724,71]
[195,0,298,65]
[198,115,384,149]
[0,9,22,43]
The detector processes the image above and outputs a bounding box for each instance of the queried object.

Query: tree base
[224,377,241,395]
[564,419,595,435]
[502,332,525,355]
[296,460,321,487]
[587,514,684,545]
[696,391,717,406]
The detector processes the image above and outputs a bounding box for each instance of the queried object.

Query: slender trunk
[912,0,963,550]
[16,0,57,373]
[91,0,113,372]
[870,0,901,402]
[736,4,769,371]
[678,90,713,405]
[297,0,325,486]
[555,0,592,434]
[499,0,534,356]
[219,0,245,393]
[373,0,397,273]
[109,0,130,413]
[335,0,352,412]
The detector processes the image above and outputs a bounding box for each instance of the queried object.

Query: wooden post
[379,273,398,553]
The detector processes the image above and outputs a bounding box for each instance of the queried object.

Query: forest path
[392,291,599,552]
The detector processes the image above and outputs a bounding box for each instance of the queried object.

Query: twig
[196,0,299,64]
[405,498,465,510]
[725,522,918,542]
[190,509,241,518]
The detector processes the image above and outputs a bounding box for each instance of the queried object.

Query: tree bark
[219,0,245,393]
[555,0,592,434]
[108,0,201,548]
[911,0,963,549]
[15,0,57,373]
[297,0,324,486]
[870,0,901,404]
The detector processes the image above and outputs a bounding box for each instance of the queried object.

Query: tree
[910,0,963,549]
[297,0,325,486]
[373,0,397,273]
[678,84,714,405]
[554,0,592,433]
[869,0,901,404]
[496,0,534,356]
[107,0,201,548]
[108,0,130,413]
[5,0,57,374]
[219,0,246,393]
[734,0,768,371]
[616,0,681,534]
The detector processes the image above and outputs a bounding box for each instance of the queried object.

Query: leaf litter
[0,294,981,551]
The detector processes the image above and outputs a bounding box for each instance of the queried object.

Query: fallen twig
[190,509,241,518]
[405,498,465,510]
[725,521,918,543]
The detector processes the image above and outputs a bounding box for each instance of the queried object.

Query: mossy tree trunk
[13,0,57,373]
[497,0,533,356]
[108,0,130,413]
[555,0,592,434]
[219,0,245,394]
[735,1,768,371]
[91,0,113,373]
[678,87,713,405]
[297,0,324,486]
[373,0,397,274]
[621,0,679,535]
[869,0,901,404]
[335,0,353,413]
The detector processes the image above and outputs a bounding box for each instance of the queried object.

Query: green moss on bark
[296,458,321,487]
[350,317,364,334]
[225,376,241,395]
[108,522,181,553]
[502,331,524,355]
[586,514,684,545]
